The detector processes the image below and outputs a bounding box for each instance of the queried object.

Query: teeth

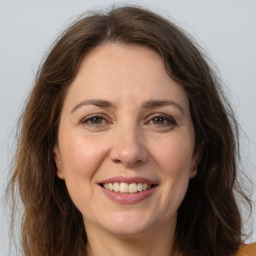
[102,182,153,193]
[129,183,137,193]
[109,183,114,191]
[120,182,129,193]
[113,182,119,192]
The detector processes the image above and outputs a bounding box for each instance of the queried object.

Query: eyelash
[79,113,177,128]
[145,114,177,127]
[80,114,109,126]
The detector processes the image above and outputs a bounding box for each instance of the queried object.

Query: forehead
[63,43,189,111]
[76,43,166,83]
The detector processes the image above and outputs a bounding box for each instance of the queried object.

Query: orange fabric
[236,243,256,255]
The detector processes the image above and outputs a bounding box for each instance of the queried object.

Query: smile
[99,176,158,204]
[102,182,153,193]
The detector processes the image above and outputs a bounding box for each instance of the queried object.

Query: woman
[8,5,255,256]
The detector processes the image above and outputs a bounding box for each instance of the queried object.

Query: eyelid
[145,113,177,125]
[79,113,110,125]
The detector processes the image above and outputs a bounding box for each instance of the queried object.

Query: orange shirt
[236,243,256,255]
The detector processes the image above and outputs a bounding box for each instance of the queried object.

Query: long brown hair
[7,5,251,256]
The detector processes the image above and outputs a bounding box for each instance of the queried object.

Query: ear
[189,165,197,179]
[189,150,201,179]
[53,145,65,180]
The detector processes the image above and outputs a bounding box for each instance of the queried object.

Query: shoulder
[235,243,256,256]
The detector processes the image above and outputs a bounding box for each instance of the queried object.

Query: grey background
[1,0,255,254]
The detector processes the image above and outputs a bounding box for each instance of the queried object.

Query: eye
[87,116,105,125]
[151,116,169,125]
[80,114,109,126]
[146,114,176,127]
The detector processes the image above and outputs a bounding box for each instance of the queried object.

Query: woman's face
[54,43,197,237]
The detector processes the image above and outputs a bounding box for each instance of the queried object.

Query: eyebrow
[71,99,114,114]
[70,99,184,116]
[142,100,185,116]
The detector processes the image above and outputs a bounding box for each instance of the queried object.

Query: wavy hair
[7,5,251,256]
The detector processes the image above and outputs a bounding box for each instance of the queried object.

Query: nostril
[113,159,121,164]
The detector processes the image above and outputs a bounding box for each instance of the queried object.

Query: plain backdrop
[0,0,255,254]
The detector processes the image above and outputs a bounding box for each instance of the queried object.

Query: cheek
[58,138,106,216]
[149,134,193,218]
[150,132,195,176]
[59,134,108,198]
[60,131,107,174]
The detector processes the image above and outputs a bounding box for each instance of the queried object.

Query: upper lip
[98,176,158,185]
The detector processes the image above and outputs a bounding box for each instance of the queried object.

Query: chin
[99,211,156,237]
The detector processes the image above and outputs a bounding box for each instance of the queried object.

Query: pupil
[92,117,101,124]
[154,117,163,124]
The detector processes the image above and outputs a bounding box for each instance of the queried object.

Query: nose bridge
[110,119,148,166]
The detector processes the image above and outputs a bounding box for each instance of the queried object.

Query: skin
[54,43,198,256]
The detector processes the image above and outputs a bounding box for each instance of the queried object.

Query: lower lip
[100,186,157,204]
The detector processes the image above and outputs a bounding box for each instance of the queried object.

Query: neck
[85,222,178,256]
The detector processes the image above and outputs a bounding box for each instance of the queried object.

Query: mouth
[98,176,158,204]
[100,182,155,193]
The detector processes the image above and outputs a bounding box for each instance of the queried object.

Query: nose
[109,124,148,167]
